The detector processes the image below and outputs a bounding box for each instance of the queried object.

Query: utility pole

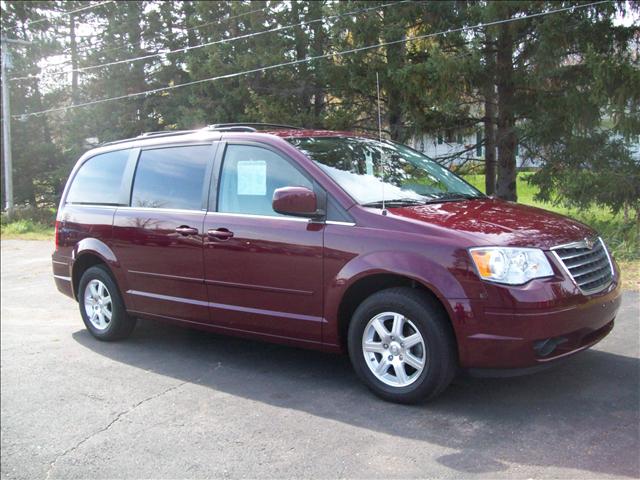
[1,43,15,218]
[1,37,30,219]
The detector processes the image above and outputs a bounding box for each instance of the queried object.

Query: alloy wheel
[83,279,113,331]
[361,311,427,387]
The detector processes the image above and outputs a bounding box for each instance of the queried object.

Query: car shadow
[73,319,640,478]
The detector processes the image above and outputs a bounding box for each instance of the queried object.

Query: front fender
[323,249,476,348]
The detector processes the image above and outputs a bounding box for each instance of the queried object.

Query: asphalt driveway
[1,239,638,479]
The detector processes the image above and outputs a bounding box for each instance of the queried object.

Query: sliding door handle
[175,226,199,236]
[207,228,234,240]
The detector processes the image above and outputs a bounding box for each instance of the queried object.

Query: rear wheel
[78,265,136,341]
[348,287,457,404]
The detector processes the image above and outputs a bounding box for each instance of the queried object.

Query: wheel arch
[71,238,126,301]
[334,272,460,358]
[72,253,108,299]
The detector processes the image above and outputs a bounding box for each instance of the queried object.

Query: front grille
[552,237,613,294]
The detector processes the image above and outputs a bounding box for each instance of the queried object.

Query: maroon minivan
[52,123,622,403]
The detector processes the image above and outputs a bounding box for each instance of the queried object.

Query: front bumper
[449,268,622,370]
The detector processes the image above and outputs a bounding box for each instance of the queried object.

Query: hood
[387,198,596,250]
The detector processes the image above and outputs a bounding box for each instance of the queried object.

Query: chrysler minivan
[52,123,622,403]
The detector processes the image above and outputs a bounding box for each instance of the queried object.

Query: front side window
[66,149,129,205]
[286,136,482,207]
[218,145,313,217]
[131,145,211,210]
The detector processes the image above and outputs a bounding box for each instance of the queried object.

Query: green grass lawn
[0,219,54,240]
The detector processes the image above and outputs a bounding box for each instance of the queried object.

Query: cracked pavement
[43,380,190,480]
[1,240,639,479]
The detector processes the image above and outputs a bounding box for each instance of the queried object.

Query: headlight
[469,247,554,285]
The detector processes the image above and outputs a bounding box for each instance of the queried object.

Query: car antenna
[377,72,387,216]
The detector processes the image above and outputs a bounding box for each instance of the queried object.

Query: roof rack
[208,123,303,131]
[139,130,195,138]
[100,129,199,147]
[99,123,301,147]
[209,125,257,132]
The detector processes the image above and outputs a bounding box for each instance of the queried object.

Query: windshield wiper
[361,198,426,208]
[421,192,483,203]
[362,193,484,208]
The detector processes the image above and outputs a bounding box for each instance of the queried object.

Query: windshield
[286,136,483,207]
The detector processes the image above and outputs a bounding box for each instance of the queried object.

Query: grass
[618,260,640,292]
[464,173,639,291]
[0,219,54,241]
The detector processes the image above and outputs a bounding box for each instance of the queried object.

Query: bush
[1,219,53,239]
[0,205,56,227]
[578,213,640,262]
[3,219,39,234]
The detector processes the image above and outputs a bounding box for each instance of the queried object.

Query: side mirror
[272,186,323,218]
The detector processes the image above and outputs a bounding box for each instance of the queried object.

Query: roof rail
[209,123,303,131]
[139,130,195,138]
[208,125,257,132]
[100,129,199,147]
[99,123,299,147]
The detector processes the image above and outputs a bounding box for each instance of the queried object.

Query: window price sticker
[237,160,267,196]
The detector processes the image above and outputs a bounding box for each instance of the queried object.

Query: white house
[409,131,540,169]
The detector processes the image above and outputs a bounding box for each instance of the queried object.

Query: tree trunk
[483,37,497,195]
[291,1,311,115]
[69,10,79,105]
[182,2,198,49]
[384,24,405,141]
[309,0,326,127]
[162,2,176,69]
[125,2,146,134]
[484,95,497,195]
[495,19,517,201]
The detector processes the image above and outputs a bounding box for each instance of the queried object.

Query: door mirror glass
[272,186,319,218]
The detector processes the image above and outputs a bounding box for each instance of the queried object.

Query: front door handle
[175,226,199,236]
[207,228,234,240]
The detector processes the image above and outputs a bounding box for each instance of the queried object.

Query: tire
[347,287,457,404]
[78,265,136,341]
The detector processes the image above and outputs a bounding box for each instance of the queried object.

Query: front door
[112,144,216,324]
[203,143,324,345]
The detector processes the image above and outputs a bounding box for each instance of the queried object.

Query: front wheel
[78,265,136,341]
[348,287,457,404]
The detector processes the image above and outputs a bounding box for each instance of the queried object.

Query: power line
[18,5,271,69]
[186,6,273,34]
[70,6,271,58]
[13,0,611,119]
[3,3,270,73]
[13,0,608,117]
[10,0,410,82]
[11,1,409,81]
[23,1,114,27]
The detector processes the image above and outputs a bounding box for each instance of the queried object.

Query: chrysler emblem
[583,237,595,249]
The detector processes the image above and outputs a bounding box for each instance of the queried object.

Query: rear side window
[66,150,129,205]
[131,145,211,210]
